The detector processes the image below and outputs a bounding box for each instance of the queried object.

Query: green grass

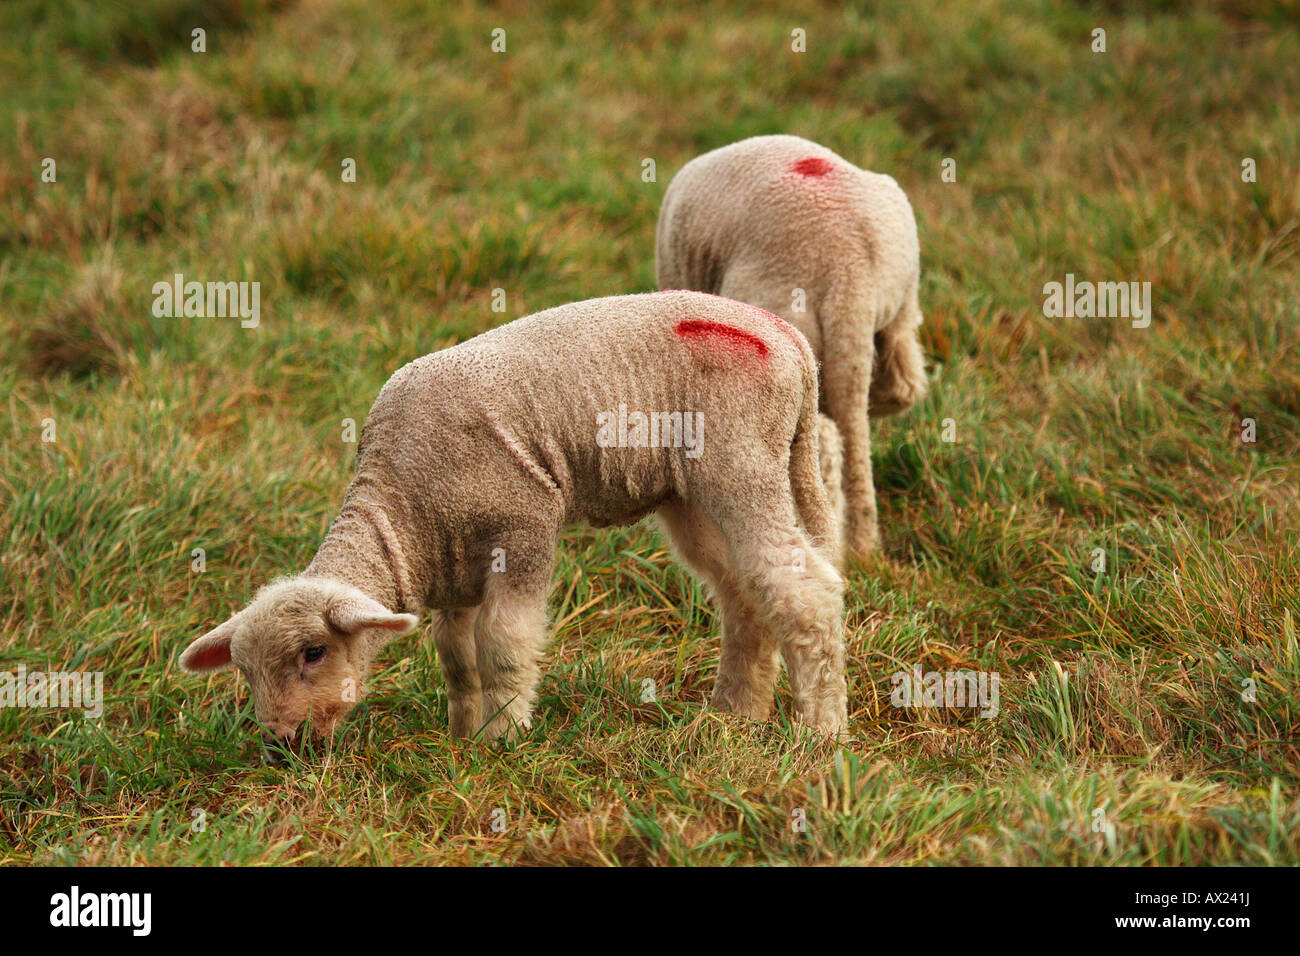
[1,0,1298,865]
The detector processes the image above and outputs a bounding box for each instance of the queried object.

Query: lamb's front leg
[432,607,482,738]
[817,413,847,563]
[712,597,779,721]
[473,529,557,743]
[475,586,549,742]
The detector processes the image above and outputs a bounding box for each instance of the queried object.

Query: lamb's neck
[304,492,426,616]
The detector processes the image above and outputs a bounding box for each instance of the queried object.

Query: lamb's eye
[303,645,327,664]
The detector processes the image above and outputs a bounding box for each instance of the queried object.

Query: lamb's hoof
[447,704,483,741]
[710,690,773,723]
[480,714,532,746]
[869,377,927,418]
[844,524,880,563]
[795,707,848,739]
[867,396,909,417]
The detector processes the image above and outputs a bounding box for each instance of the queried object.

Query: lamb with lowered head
[179,291,848,755]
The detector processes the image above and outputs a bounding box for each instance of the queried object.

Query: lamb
[179,291,849,753]
[656,134,928,559]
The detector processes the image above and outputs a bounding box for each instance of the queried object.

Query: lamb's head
[179,576,418,760]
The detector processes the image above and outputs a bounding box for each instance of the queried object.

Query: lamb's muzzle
[656,134,929,559]
[180,291,849,747]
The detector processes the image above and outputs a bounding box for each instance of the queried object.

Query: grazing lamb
[179,291,848,753]
[656,134,928,558]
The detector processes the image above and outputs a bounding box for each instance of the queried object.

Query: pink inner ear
[186,636,232,670]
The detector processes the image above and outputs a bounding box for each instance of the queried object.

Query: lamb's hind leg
[701,483,848,735]
[658,502,777,721]
[869,282,927,417]
[823,330,879,558]
[731,515,848,735]
[432,607,482,738]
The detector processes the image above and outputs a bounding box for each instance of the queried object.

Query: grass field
[1,0,1298,866]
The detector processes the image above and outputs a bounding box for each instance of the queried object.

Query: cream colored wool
[656,134,928,558]
[179,291,848,747]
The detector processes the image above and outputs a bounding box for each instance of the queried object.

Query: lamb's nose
[267,722,296,744]
[263,725,297,764]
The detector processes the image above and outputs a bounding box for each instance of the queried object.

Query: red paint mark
[656,291,799,347]
[791,156,834,178]
[675,320,769,360]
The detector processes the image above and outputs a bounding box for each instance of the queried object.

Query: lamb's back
[659,135,918,291]
[358,292,815,486]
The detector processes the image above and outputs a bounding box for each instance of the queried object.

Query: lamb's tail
[789,343,843,569]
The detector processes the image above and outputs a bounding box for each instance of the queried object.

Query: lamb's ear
[327,594,419,636]
[179,614,241,672]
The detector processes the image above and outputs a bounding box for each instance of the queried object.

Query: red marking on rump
[657,292,798,348]
[674,319,769,360]
[791,156,834,178]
